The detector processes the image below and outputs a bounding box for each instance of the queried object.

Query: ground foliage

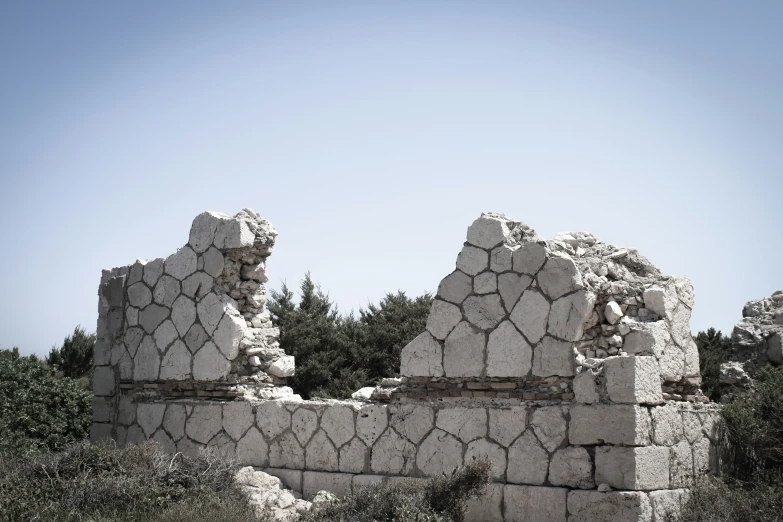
[0,440,254,522]
[301,460,490,522]
[269,273,432,399]
[0,348,91,454]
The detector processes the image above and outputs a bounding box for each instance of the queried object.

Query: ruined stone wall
[92,210,721,522]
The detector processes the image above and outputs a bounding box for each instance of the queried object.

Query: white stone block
[669,440,694,488]
[171,295,196,336]
[185,404,223,444]
[417,429,463,476]
[143,258,164,287]
[303,471,353,499]
[537,253,582,300]
[437,270,473,305]
[549,446,594,489]
[400,331,443,377]
[322,405,355,448]
[444,321,485,377]
[164,246,197,281]
[339,437,367,473]
[487,320,532,377]
[264,468,303,493]
[370,429,415,475]
[548,290,595,341]
[138,304,169,335]
[162,404,186,440]
[512,242,547,275]
[466,214,511,249]
[604,356,663,405]
[567,490,652,522]
[504,485,567,522]
[509,289,550,344]
[292,407,318,445]
[137,403,166,437]
[649,489,688,522]
[595,446,670,490]
[498,273,533,313]
[223,401,253,441]
[391,404,434,444]
[569,404,652,446]
[650,404,683,446]
[456,245,489,276]
[624,321,671,357]
[202,246,225,277]
[154,319,178,350]
[256,401,292,440]
[426,299,462,340]
[153,275,180,307]
[193,341,230,380]
[268,355,296,377]
[489,406,528,447]
[463,294,505,330]
[465,438,506,481]
[465,482,503,522]
[237,426,269,467]
[490,245,515,272]
[93,366,115,396]
[214,216,255,250]
[436,406,487,443]
[133,335,161,381]
[574,370,599,404]
[127,282,152,309]
[531,406,568,452]
[506,431,548,485]
[356,403,388,446]
[269,432,304,469]
[474,271,498,294]
[306,430,338,471]
[532,336,574,377]
[605,301,624,324]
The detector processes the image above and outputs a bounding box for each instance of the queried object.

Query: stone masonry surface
[93,210,721,522]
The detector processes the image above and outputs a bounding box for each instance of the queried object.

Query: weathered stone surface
[189,212,221,253]
[531,406,568,452]
[510,289,550,344]
[465,482,503,522]
[137,403,166,437]
[257,401,292,440]
[237,427,269,466]
[154,319,178,350]
[391,404,434,444]
[400,331,443,377]
[595,446,670,490]
[574,370,600,404]
[171,295,196,336]
[268,355,296,377]
[370,429,416,475]
[649,489,688,522]
[692,437,713,475]
[443,321,485,377]
[437,406,487,443]
[213,311,246,360]
[643,285,678,320]
[196,292,229,335]
[159,340,191,380]
[127,282,152,309]
[163,404,186,441]
[202,247,225,277]
[417,429,463,476]
[605,301,624,325]
[537,253,581,300]
[339,437,367,473]
[139,304,169,335]
[604,356,663,405]
[292,408,319,446]
[548,290,595,341]
[436,270,473,305]
[184,323,208,353]
[264,468,303,493]
[533,336,574,377]
[507,431,549,485]
[152,429,176,454]
[489,406,527,447]
[567,490,652,522]
[570,404,652,446]
[651,404,684,446]
[125,307,139,327]
[93,397,113,422]
[134,335,160,381]
[474,272,498,294]
[303,471,353,500]
[214,216,254,249]
[322,405,355,448]
[670,440,694,487]
[269,432,304,469]
[504,484,567,522]
[463,294,506,330]
[487,320,533,377]
[182,272,213,300]
[223,401,254,441]
[498,273,533,313]
[241,262,268,282]
[456,245,489,276]
[193,341,230,380]
[549,446,594,489]
[512,242,547,275]
[306,430,338,472]
[186,404,223,444]
[153,275,180,307]
[426,299,462,340]
[94,366,115,396]
[467,214,510,249]
[143,258,164,287]
[625,321,671,357]
[356,404,388,446]
[465,438,506,481]
[128,260,145,285]
[490,245,515,273]
[165,246,197,281]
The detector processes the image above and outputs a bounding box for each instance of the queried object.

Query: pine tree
[46,326,95,379]
[695,327,733,401]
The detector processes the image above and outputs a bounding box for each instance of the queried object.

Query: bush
[0,348,91,455]
[0,440,254,522]
[301,460,490,522]
[46,325,96,379]
[695,328,733,401]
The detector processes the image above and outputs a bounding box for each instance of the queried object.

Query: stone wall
[92,210,721,522]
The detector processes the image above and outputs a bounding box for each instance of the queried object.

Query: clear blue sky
[1,1,781,356]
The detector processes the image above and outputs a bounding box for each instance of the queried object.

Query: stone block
[456,245,489,276]
[153,320,178,350]
[487,320,532,377]
[464,482,503,522]
[548,290,595,342]
[474,272,497,294]
[537,253,582,300]
[303,471,353,499]
[503,485,567,522]
[93,366,115,396]
[498,273,533,313]
[370,429,416,475]
[214,216,255,250]
[339,437,367,473]
[237,426,269,467]
[443,321,485,377]
[400,331,443,377]
[292,407,318,445]
[650,404,683,446]
[171,295,196,336]
[532,336,574,377]
[269,432,304,469]
[139,304,169,335]
[595,446,670,490]
[203,247,224,277]
[567,490,652,522]
[90,423,113,443]
[506,431,548,485]
[352,474,386,491]
[193,341,230,380]
[463,294,505,330]
[436,406,487,443]
[569,404,652,446]
[127,282,152,309]
[489,406,528,447]
[185,404,223,444]
[574,370,599,404]
[143,258,164,287]
[604,356,663,405]
[163,404,186,441]
[264,468,303,493]
[512,242,547,275]
[356,404,388,446]
[649,489,688,522]
[426,299,462,340]
[436,270,473,305]
[137,403,166,437]
[160,340,191,380]
[549,446,594,489]
[465,438,506,481]
[164,246,197,281]
[624,321,670,357]
[490,245,515,273]
[93,397,113,423]
[223,401,254,441]
[213,312,246,360]
[322,405,355,448]
[509,289,549,344]
[466,214,510,249]
[306,430,338,471]
[417,429,463,476]
[531,406,568,452]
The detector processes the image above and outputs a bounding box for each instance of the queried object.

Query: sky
[1,1,781,356]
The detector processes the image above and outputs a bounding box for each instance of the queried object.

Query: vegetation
[0,348,91,455]
[46,325,96,380]
[0,440,255,522]
[302,460,490,522]
[269,273,431,399]
[695,328,733,401]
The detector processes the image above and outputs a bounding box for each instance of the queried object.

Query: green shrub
[677,475,783,522]
[301,460,490,522]
[46,325,96,379]
[0,440,253,522]
[695,328,733,401]
[0,348,91,454]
